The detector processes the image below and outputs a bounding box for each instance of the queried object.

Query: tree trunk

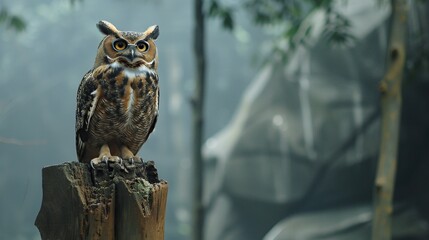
[35,161,168,240]
[192,0,206,239]
[372,0,408,239]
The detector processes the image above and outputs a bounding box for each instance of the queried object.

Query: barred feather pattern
[75,64,159,163]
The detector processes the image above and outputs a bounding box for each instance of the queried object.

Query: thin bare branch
[0,136,46,146]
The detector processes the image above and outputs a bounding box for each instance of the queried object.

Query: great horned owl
[75,20,159,168]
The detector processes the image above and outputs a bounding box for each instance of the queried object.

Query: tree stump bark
[35,161,167,240]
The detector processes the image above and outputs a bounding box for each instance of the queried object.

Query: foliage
[1,0,84,33]
[208,0,356,61]
[208,1,234,30]
[0,8,26,32]
[323,7,356,45]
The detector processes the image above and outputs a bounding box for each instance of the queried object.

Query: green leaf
[304,25,313,37]
[207,1,235,31]
[0,8,26,32]
[8,16,26,31]
[222,11,234,30]
[321,9,355,46]
[208,1,220,16]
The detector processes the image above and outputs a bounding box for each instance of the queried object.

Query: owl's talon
[90,161,96,169]
[90,156,123,170]
[102,155,108,164]
[90,157,103,169]
[135,157,144,167]
[122,156,143,170]
[111,156,122,165]
[124,158,135,169]
[111,157,123,169]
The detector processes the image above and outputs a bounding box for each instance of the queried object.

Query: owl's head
[94,20,159,71]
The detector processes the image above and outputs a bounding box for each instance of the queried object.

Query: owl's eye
[136,41,149,52]
[113,39,127,51]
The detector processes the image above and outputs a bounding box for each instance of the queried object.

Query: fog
[0,0,265,239]
[1,0,429,240]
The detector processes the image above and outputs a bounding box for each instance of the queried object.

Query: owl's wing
[147,114,158,140]
[75,70,99,161]
[140,87,159,149]
[148,87,160,137]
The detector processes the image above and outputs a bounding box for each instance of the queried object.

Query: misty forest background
[1,0,263,239]
[1,0,429,240]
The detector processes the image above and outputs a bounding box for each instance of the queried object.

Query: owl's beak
[117,45,143,68]
[124,46,137,63]
[130,48,136,60]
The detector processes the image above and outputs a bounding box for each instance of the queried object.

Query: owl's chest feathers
[94,67,158,128]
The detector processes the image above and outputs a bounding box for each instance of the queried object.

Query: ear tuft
[146,25,159,40]
[96,20,120,36]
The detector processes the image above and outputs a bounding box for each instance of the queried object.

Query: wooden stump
[35,161,168,240]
